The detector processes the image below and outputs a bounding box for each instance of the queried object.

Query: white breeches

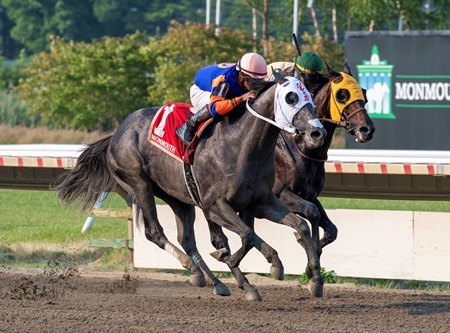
[190,84,211,111]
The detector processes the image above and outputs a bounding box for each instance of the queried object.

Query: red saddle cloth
[148,102,211,164]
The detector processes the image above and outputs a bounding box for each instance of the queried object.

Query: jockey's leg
[176,104,212,145]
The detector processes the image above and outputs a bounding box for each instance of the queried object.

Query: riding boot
[176,104,212,145]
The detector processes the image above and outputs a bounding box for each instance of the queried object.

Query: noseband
[320,105,366,132]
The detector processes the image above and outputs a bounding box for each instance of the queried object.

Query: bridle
[295,73,367,163]
[319,72,367,134]
[318,102,366,133]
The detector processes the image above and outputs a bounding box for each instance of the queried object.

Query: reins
[319,106,365,130]
[246,101,303,135]
[295,145,328,162]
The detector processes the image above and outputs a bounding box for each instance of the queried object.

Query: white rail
[1,145,449,199]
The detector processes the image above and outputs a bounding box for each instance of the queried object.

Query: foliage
[0,0,448,59]
[0,0,206,57]
[0,52,32,127]
[16,33,156,131]
[0,51,28,89]
[0,91,34,127]
[300,32,344,70]
[299,267,337,284]
[147,21,253,104]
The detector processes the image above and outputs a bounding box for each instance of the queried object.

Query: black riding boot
[176,105,212,145]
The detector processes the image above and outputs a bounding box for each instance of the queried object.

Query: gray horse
[206,64,375,296]
[55,73,327,301]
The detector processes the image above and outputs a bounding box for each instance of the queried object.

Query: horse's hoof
[213,282,231,296]
[308,280,324,297]
[189,273,206,287]
[245,290,262,301]
[270,265,284,280]
[209,248,230,262]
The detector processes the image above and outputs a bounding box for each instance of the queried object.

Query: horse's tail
[54,135,116,211]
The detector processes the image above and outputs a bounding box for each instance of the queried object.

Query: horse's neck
[232,102,280,161]
[201,87,280,165]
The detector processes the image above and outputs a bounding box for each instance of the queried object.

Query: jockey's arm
[208,75,253,116]
[208,95,243,116]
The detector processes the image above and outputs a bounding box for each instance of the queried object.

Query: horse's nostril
[311,130,323,139]
[359,126,369,134]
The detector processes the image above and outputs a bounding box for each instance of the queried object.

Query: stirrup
[176,122,194,145]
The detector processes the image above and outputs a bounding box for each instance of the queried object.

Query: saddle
[148,102,214,207]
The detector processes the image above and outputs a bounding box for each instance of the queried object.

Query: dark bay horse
[55,73,327,301]
[206,64,375,296]
[273,64,375,277]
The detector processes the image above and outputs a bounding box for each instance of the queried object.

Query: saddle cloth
[148,102,212,164]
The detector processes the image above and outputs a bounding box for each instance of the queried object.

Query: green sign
[357,45,395,119]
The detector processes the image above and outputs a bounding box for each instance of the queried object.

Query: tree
[147,21,253,104]
[16,33,156,131]
[1,0,57,54]
[0,4,22,58]
[241,0,270,56]
[92,0,149,36]
[51,0,102,42]
[145,0,205,36]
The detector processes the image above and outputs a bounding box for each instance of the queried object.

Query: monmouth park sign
[345,31,450,150]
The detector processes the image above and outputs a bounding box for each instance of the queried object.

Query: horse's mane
[313,68,343,119]
[246,77,277,98]
[302,71,329,97]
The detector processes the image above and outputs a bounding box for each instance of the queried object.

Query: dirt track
[1,269,449,333]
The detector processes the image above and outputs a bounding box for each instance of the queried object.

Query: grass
[0,190,128,244]
[1,189,450,289]
[0,189,130,270]
[333,276,450,292]
[319,197,450,212]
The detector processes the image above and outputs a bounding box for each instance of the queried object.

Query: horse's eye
[285,92,299,105]
[336,89,350,104]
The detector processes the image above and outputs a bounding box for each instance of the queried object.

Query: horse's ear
[343,63,352,76]
[272,67,287,85]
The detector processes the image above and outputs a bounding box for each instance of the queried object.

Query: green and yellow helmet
[295,52,325,74]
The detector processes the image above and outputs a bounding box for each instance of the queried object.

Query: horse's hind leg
[114,173,194,272]
[206,220,262,301]
[154,189,230,296]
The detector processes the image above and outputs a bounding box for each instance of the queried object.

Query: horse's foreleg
[279,190,322,279]
[312,198,338,249]
[206,220,262,301]
[239,211,284,280]
[206,200,259,269]
[253,193,323,297]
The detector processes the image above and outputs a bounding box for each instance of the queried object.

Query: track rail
[1,145,449,199]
